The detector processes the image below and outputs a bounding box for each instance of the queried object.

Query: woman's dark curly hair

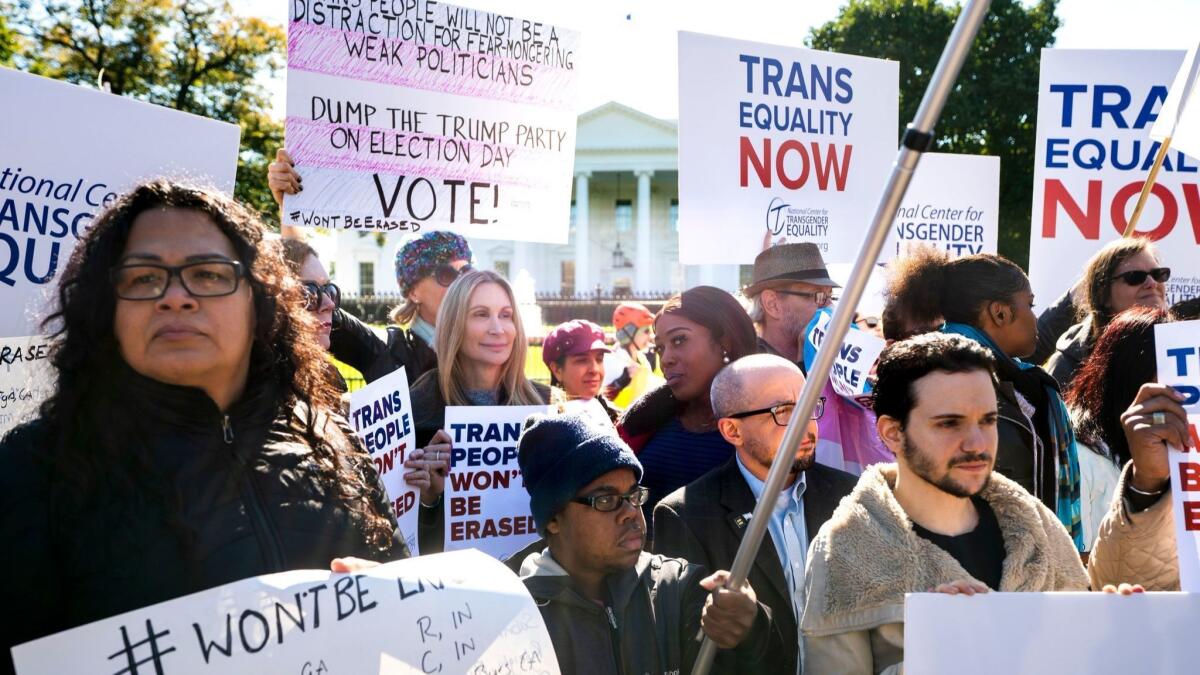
[37,180,394,553]
[1065,306,1172,468]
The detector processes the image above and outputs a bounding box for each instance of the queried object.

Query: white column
[574,172,590,296]
[513,241,529,278]
[635,170,653,293]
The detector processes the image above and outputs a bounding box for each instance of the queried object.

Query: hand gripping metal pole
[689,2,993,673]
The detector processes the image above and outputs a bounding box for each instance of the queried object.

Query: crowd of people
[0,173,1196,675]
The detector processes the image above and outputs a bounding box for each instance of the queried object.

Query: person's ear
[546,515,562,537]
[762,289,784,320]
[985,300,1009,327]
[548,361,564,383]
[877,414,905,454]
[717,417,742,446]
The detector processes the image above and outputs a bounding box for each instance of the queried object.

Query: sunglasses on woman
[435,263,474,287]
[301,281,341,310]
[1110,267,1170,286]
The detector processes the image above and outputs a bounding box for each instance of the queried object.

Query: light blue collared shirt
[735,456,809,620]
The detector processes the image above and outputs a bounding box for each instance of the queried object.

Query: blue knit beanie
[518,413,643,533]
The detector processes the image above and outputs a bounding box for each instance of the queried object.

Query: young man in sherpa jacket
[801,334,1089,675]
[509,413,784,675]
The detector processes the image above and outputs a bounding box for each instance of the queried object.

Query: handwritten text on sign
[1156,320,1200,591]
[904,592,1200,673]
[444,405,550,559]
[806,309,885,398]
[11,550,560,675]
[349,367,421,555]
[284,1,579,243]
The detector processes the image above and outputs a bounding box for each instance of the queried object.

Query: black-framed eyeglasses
[110,261,244,301]
[301,281,341,311]
[434,263,474,287]
[1111,267,1170,286]
[774,289,832,308]
[571,486,650,513]
[726,397,826,426]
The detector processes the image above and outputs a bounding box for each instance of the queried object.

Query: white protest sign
[0,335,53,433]
[677,31,897,264]
[806,311,885,398]
[1151,42,1200,160]
[0,67,239,436]
[559,396,615,430]
[1155,319,1200,591]
[349,367,421,556]
[12,549,560,675]
[904,592,1199,673]
[1029,49,1200,309]
[444,405,551,559]
[885,153,999,260]
[284,1,579,243]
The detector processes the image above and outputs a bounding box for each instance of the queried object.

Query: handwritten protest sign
[12,549,560,675]
[284,1,579,243]
[1155,319,1200,591]
[905,592,1199,673]
[1029,49,1200,308]
[885,153,999,260]
[805,309,885,399]
[676,31,897,265]
[444,405,550,559]
[0,335,53,435]
[0,67,239,435]
[349,367,421,555]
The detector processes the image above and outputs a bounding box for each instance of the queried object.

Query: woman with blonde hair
[405,269,550,553]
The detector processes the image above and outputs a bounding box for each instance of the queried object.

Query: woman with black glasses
[0,181,408,673]
[1038,238,1169,389]
[268,149,474,386]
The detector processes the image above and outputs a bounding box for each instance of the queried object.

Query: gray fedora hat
[743,242,840,296]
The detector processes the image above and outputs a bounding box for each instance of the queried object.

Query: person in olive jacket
[0,181,408,674]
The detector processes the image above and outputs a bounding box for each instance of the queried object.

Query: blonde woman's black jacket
[0,367,407,675]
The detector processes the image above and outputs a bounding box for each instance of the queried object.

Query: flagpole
[687,2,993,673]
[1122,137,1173,237]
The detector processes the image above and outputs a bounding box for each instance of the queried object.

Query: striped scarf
[941,323,1085,552]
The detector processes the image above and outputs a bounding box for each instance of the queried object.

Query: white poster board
[885,153,999,260]
[443,405,550,559]
[0,335,53,433]
[348,367,422,556]
[12,549,560,675]
[0,67,240,434]
[1029,49,1199,308]
[1156,319,1200,591]
[284,1,579,243]
[904,592,1199,673]
[677,31,898,264]
[806,310,885,398]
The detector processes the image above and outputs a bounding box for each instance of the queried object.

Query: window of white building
[359,261,375,295]
[615,200,632,233]
[669,199,679,231]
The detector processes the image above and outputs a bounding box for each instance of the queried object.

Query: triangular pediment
[576,101,677,151]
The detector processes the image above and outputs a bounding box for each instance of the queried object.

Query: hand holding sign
[698,571,759,650]
[406,430,452,504]
[1121,382,1193,492]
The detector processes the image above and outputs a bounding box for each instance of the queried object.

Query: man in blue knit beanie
[511,412,782,675]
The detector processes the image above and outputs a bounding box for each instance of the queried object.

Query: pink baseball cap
[542,320,608,367]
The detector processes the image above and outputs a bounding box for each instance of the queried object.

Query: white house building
[314,102,741,297]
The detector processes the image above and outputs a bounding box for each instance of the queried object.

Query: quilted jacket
[1087,461,1180,591]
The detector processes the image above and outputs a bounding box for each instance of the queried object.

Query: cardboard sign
[284,1,579,243]
[885,153,1000,260]
[0,335,53,435]
[1156,319,1200,591]
[443,405,550,559]
[677,31,898,264]
[1029,49,1200,309]
[904,592,1199,673]
[12,549,560,675]
[805,308,885,398]
[348,367,421,556]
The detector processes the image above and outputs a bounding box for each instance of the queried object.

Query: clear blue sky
[247,0,1200,119]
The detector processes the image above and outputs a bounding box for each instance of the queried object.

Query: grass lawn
[334,344,553,393]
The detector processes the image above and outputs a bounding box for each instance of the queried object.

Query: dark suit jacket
[653,458,858,675]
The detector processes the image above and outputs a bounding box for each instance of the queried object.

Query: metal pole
[689,2,993,673]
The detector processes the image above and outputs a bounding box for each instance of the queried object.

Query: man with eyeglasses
[654,354,857,675]
[512,413,782,675]
[743,243,838,367]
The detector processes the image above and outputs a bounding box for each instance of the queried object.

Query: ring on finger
[1152,412,1167,426]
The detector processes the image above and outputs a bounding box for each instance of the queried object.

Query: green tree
[10,0,285,224]
[809,0,1060,269]
[0,3,20,65]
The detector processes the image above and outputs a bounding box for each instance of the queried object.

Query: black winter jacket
[516,548,782,675]
[329,308,438,385]
[0,368,407,674]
